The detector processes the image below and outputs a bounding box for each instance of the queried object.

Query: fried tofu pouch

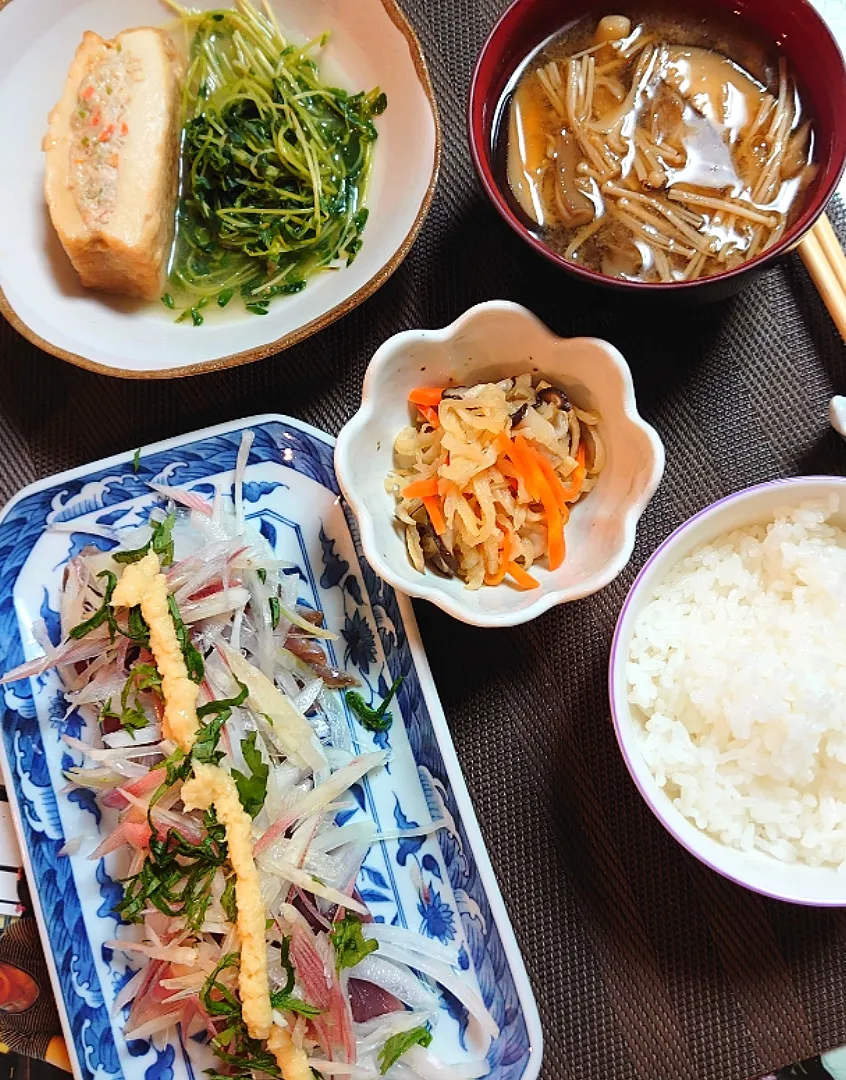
[43,27,182,300]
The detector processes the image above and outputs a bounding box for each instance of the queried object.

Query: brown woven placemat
[3,2,846,1077]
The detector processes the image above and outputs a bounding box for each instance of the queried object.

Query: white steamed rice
[627,497,846,869]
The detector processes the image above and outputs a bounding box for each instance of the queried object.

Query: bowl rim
[0,0,442,380]
[336,298,666,628]
[467,0,846,292]
[608,474,846,905]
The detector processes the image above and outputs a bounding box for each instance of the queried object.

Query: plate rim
[0,0,442,380]
[0,412,544,1080]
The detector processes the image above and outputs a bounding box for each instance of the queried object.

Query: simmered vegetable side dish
[387,375,604,590]
[1,433,498,1079]
[505,10,817,282]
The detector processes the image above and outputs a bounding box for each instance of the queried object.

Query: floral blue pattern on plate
[0,415,542,1080]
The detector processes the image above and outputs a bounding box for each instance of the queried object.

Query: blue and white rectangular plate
[0,415,542,1080]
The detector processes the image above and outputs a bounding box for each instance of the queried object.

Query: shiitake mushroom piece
[537,385,572,411]
[411,504,459,577]
[420,529,459,577]
[510,402,529,426]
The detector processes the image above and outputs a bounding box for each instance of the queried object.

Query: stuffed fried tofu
[43,28,182,300]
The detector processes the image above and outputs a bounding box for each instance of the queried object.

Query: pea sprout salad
[1,433,497,1079]
[163,0,386,325]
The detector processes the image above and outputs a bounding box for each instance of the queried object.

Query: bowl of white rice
[610,477,846,905]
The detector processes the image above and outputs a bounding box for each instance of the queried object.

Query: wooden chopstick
[798,212,846,341]
[813,213,846,295]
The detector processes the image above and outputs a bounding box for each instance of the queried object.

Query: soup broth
[501,6,817,282]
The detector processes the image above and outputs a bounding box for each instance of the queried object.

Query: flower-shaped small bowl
[335,301,664,627]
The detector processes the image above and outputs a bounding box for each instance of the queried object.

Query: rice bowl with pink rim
[609,476,846,906]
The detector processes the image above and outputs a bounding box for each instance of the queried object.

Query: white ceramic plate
[0,414,542,1079]
[336,301,665,628]
[0,0,440,378]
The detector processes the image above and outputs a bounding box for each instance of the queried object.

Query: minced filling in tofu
[69,45,140,227]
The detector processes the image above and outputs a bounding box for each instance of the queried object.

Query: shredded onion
[105,939,199,966]
[369,942,499,1045]
[350,955,439,1013]
[234,429,255,535]
[402,1047,491,1079]
[362,924,459,968]
[148,483,214,517]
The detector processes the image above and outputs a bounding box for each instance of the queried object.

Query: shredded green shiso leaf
[164,0,386,321]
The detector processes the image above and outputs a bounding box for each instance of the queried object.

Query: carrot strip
[506,561,540,589]
[422,495,447,536]
[514,435,564,570]
[401,476,440,500]
[559,444,587,502]
[512,435,547,500]
[532,448,570,510]
[409,387,445,407]
[417,405,440,428]
[484,532,514,586]
[546,505,564,569]
[495,433,537,499]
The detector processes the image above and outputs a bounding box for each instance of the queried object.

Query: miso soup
[500,6,817,282]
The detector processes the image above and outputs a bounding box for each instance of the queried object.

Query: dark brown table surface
[3,3,846,1078]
